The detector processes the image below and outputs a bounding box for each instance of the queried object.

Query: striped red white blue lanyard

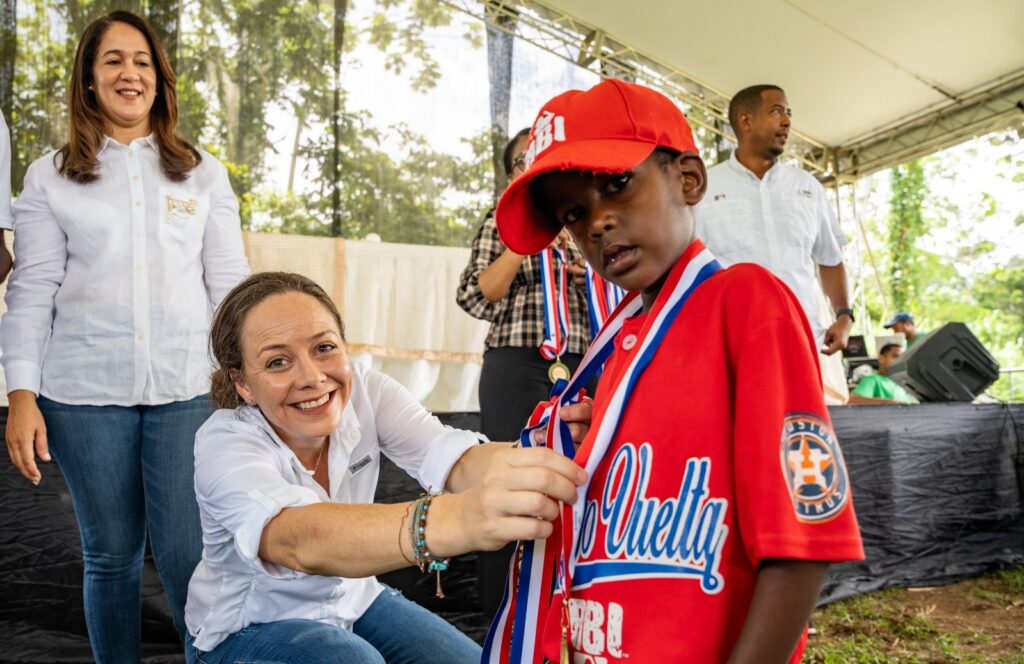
[482,244,722,663]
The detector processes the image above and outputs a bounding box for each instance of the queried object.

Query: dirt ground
[805,566,1024,663]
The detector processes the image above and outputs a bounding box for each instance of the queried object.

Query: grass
[805,566,1024,663]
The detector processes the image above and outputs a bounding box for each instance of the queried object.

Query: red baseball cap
[496,78,699,255]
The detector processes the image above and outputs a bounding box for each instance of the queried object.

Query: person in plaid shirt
[456,128,593,619]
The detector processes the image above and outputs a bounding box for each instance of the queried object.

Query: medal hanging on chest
[556,246,722,660]
[482,243,722,664]
[481,285,643,664]
[538,246,571,382]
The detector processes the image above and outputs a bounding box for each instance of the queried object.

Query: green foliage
[10,0,494,247]
[365,0,457,92]
[249,115,491,247]
[887,160,928,312]
[854,132,1024,400]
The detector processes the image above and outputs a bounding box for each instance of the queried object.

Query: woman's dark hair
[57,10,200,183]
[502,127,531,176]
[209,272,346,409]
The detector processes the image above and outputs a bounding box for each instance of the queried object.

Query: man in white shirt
[1,109,13,282]
[694,84,853,403]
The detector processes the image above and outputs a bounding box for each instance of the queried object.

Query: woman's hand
[5,390,50,484]
[433,446,586,555]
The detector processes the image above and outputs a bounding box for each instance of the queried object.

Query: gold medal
[548,359,571,383]
[560,594,572,664]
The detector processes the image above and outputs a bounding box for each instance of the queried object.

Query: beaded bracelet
[409,493,450,597]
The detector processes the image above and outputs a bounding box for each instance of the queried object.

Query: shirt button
[132,175,140,181]
[134,201,142,207]
[136,335,144,341]
[621,334,637,350]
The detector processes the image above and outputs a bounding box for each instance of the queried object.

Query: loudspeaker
[888,322,1000,402]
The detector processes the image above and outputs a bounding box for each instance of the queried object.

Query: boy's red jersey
[542,248,864,663]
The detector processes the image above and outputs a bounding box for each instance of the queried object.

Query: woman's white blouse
[0,136,249,404]
[0,109,13,229]
[185,363,481,652]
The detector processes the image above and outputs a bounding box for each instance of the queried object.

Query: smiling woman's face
[90,21,157,142]
[232,291,352,453]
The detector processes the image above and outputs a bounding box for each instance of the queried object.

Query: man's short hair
[728,84,784,134]
[879,342,902,357]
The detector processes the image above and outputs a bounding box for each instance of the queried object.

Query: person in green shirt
[849,343,916,405]
[883,311,922,346]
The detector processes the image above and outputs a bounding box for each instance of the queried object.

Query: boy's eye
[605,173,632,194]
[559,205,585,226]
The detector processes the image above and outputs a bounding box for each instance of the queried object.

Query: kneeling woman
[186,272,586,664]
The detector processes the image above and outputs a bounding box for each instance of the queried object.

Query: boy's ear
[677,152,707,205]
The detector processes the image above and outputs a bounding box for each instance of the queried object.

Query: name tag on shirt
[348,454,373,476]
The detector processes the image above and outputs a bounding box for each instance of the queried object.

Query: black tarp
[1,404,1021,662]
[819,403,1024,602]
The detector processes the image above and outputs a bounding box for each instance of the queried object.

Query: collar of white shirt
[98,133,158,154]
[728,149,784,183]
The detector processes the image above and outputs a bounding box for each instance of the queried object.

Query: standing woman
[1,11,249,662]
[0,108,13,282]
[456,129,592,618]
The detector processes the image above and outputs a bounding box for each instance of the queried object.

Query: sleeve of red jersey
[731,281,864,567]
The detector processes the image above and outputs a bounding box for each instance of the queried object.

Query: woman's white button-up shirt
[0,110,13,230]
[0,136,249,404]
[185,363,480,652]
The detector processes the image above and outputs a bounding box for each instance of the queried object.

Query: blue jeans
[39,394,212,664]
[191,586,481,664]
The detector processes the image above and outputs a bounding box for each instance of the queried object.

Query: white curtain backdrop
[0,232,491,412]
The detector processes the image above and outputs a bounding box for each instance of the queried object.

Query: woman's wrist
[8,389,39,407]
[421,492,469,559]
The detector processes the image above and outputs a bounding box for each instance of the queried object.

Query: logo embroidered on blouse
[166,195,198,220]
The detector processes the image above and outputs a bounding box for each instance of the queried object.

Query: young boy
[492,79,864,663]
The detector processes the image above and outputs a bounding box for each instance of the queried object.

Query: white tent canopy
[450,0,1024,182]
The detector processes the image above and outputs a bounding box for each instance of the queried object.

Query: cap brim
[496,139,658,255]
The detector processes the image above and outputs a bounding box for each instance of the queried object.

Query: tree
[0,0,14,117]
[330,0,349,237]
[887,160,927,312]
[485,1,515,202]
[147,0,180,72]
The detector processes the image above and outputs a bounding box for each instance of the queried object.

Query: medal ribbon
[482,289,644,664]
[584,265,626,338]
[556,246,721,654]
[539,247,570,361]
[482,242,721,663]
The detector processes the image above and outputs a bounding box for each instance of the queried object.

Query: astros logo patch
[780,412,849,523]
